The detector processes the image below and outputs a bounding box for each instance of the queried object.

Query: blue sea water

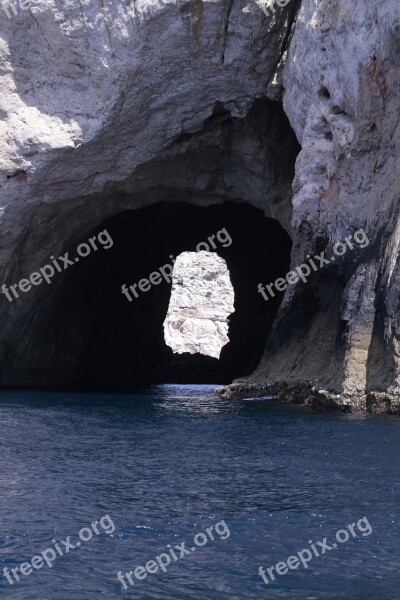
[0,385,399,599]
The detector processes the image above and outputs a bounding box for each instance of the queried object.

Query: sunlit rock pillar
[243,0,400,412]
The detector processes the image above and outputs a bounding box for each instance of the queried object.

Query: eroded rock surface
[163,251,234,358]
[242,0,400,412]
[1,0,400,411]
[0,0,299,387]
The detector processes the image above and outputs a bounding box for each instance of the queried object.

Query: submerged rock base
[215,382,400,415]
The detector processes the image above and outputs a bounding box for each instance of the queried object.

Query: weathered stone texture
[163,251,234,358]
[1,0,400,411]
[246,0,400,411]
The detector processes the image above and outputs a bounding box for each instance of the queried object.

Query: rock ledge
[215,382,400,414]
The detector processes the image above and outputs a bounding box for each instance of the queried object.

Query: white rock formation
[163,252,234,359]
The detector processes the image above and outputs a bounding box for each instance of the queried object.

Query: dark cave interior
[21,201,292,388]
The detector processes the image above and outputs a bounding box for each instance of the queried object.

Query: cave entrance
[24,201,292,388]
[76,202,291,386]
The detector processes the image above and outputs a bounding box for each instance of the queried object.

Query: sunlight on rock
[163,252,235,359]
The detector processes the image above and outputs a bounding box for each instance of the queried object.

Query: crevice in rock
[273,0,303,73]
[221,0,234,64]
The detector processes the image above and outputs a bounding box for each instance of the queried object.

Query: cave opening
[0,95,302,390]
[70,202,291,387]
[15,201,292,389]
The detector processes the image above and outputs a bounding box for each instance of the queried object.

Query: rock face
[1,0,400,412]
[0,0,299,388]
[245,0,400,413]
[163,251,234,359]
